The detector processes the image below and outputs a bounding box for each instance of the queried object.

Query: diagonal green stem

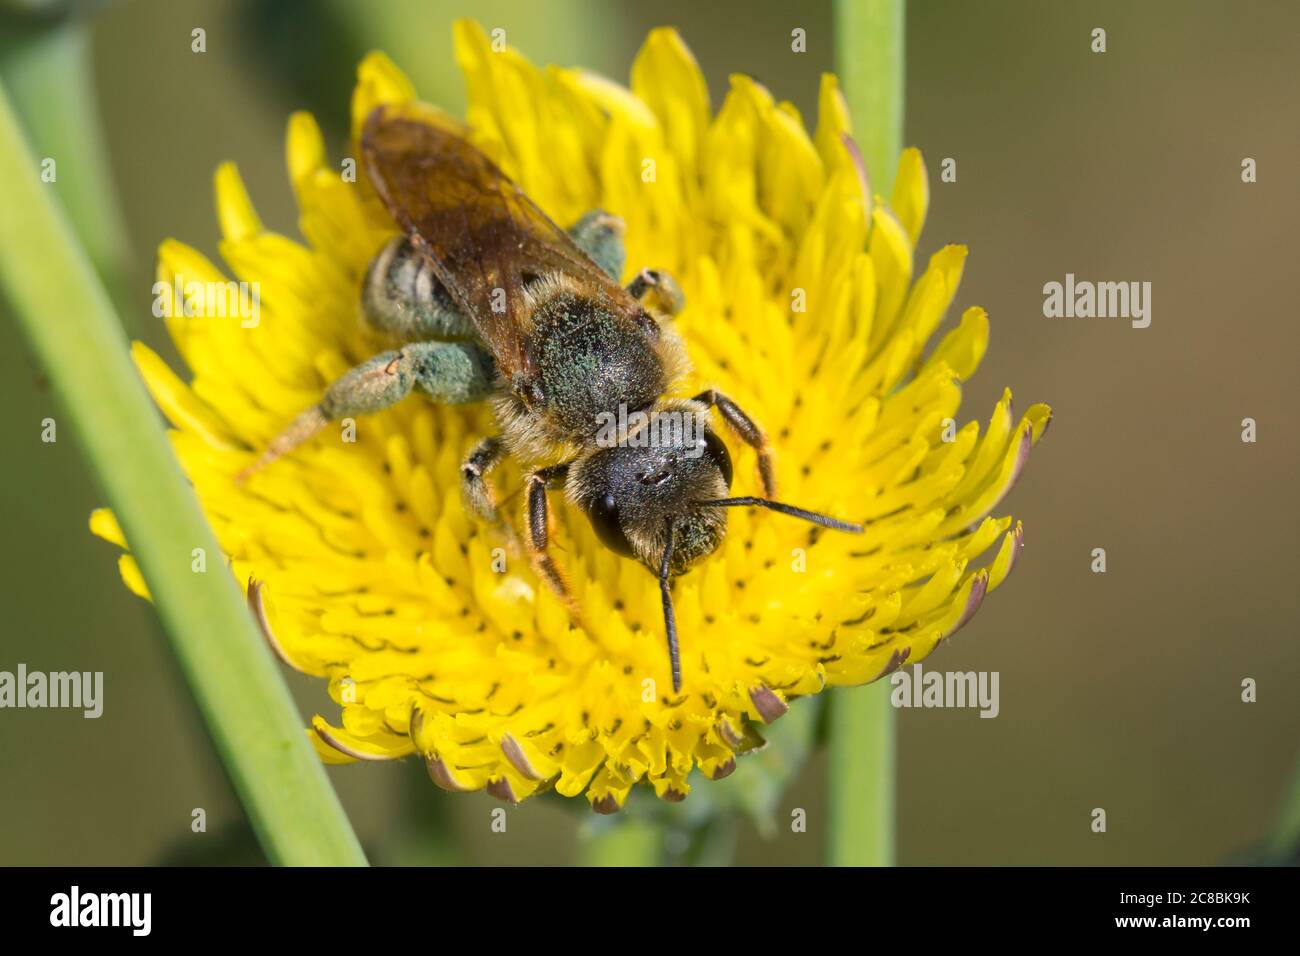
[827,0,904,868]
[0,15,134,321]
[0,79,366,868]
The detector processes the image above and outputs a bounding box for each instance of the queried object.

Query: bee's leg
[693,388,777,497]
[626,268,684,317]
[567,210,626,281]
[361,237,476,340]
[238,341,493,481]
[460,436,506,524]
[566,209,683,315]
[523,464,578,609]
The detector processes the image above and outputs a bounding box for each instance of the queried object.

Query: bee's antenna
[659,519,683,693]
[697,497,864,534]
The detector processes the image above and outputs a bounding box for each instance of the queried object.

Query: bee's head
[570,401,864,693]
[571,411,734,576]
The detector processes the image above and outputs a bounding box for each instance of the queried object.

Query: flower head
[93,21,1049,812]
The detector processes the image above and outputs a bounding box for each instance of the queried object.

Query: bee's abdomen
[361,236,474,340]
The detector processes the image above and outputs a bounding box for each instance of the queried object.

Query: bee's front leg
[693,388,777,498]
[460,436,506,524]
[523,464,579,613]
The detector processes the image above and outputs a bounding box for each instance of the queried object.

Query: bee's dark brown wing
[360,103,635,385]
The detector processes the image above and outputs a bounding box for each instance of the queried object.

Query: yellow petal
[350,51,416,141]
[214,162,262,243]
[285,111,326,193]
[891,147,929,245]
[631,27,710,178]
[132,342,241,449]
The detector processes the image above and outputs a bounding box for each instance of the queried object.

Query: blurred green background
[1,0,1296,865]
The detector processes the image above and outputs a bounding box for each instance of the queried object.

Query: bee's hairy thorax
[493,272,687,466]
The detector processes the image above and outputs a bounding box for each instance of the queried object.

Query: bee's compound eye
[588,492,636,558]
[703,430,733,490]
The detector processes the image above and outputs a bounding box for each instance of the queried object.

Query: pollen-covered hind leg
[567,209,626,281]
[361,237,476,341]
[238,341,493,481]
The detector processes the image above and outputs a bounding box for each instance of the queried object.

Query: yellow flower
[92,21,1050,813]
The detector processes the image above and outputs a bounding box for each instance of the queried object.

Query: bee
[241,102,863,692]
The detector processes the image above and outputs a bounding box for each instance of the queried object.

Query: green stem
[0,15,134,321]
[0,80,366,867]
[834,0,905,194]
[827,684,895,865]
[828,0,904,867]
